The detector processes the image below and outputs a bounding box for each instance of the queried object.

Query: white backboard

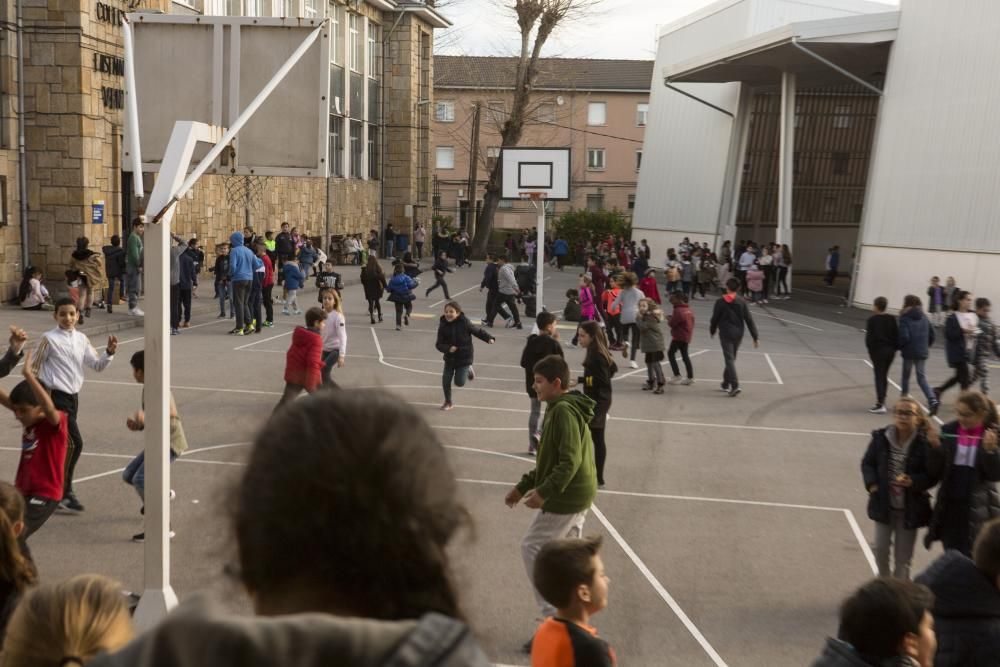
[500,148,571,201]
[124,15,330,178]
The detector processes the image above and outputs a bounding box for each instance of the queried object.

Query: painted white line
[607,414,868,438]
[596,488,845,513]
[446,445,535,463]
[184,441,253,455]
[590,504,729,667]
[862,360,944,426]
[428,284,479,309]
[613,350,711,382]
[0,447,134,460]
[764,353,784,385]
[844,509,879,575]
[176,458,245,467]
[87,379,283,397]
[233,329,293,351]
[753,310,824,332]
[435,425,525,431]
[74,467,126,483]
[369,328,522,382]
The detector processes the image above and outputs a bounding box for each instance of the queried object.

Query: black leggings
[938,361,971,397]
[776,266,789,295]
[51,390,80,497]
[394,300,413,327]
[668,341,693,379]
[592,426,607,486]
[367,299,382,318]
[623,323,640,361]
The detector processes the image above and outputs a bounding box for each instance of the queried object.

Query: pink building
[432,56,653,230]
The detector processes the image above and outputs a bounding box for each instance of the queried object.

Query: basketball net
[222,174,271,212]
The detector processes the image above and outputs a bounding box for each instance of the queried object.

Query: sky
[434,0,898,60]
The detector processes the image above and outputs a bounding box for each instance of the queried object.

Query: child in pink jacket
[746,263,766,304]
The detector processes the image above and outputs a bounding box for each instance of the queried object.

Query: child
[506,354,597,639]
[320,288,347,388]
[210,243,231,319]
[531,535,615,667]
[281,260,305,316]
[972,297,1000,395]
[17,267,50,311]
[637,298,666,393]
[425,251,453,300]
[435,301,495,411]
[276,307,326,408]
[639,267,660,304]
[746,262,766,304]
[254,241,275,328]
[0,481,36,640]
[120,350,186,542]
[667,291,695,386]
[927,276,945,327]
[611,273,644,369]
[0,350,68,555]
[386,263,417,330]
[576,321,617,488]
[571,275,597,348]
[263,230,277,266]
[31,298,117,512]
[866,296,899,414]
[520,312,563,455]
[562,289,582,323]
[2,575,133,664]
[69,236,106,321]
[315,260,344,302]
[601,280,622,350]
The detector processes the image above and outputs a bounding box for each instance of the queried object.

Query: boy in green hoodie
[506,354,598,641]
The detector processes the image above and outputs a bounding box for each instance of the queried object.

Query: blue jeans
[901,357,934,404]
[321,348,340,387]
[122,449,178,502]
[442,362,469,403]
[215,280,232,315]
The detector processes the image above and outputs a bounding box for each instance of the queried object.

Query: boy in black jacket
[709,277,759,397]
[314,261,343,302]
[520,312,563,456]
[866,296,900,414]
[102,235,126,312]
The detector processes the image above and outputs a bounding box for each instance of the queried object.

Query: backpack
[666,266,680,282]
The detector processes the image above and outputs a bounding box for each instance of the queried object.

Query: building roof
[434,56,654,92]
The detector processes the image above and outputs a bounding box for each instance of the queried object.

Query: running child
[435,301,495,411]
[637,298,666,394]
[281,259,305,316]
[611,272,643,369]
[275,307,326,408]
[667,291,695,386]
[531,535,616,667]
[386,263,418,330]
[972,297,999,395]
[121,350,187,542]
[520,311,563,455]
[320,288,347,388]
[601,279,622,350]
[0,350,68,556]
[31,297,116,512]
[425,251,453,300]
[576,321,617,488]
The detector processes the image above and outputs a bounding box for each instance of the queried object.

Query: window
[586,194,604,212]
[635,150,642,172]
[833,105,852,129]
[330,65,344,115]
[587,102,606,126]
[368,127,379,179]
[349,13,360,72]
[832,152,850,175]
[436,146,455,170]
[349,72,363,120]
[627,194,636,211]
[432,193,442,211]
[329,116,344,177]
[487,100,506,124]
[367,79,379,124]
[368,23,380,80]
[587,148,605,170]
[536,102,555,123]
[486,146,500,171]
[304,0,317,17]
[636,103,649,127]
[435,100,455,122]
[330,4,342,65]
[244,0,262,16]
[350,120,362,178]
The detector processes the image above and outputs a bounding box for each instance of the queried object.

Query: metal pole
[663,81,735,117]
[535,199,545,313]
[132,121,222,631]
[466,102,481,238]
[15,0,29,270]
[122,16,144,198]
[791,40,883,96]
[778,72,796,291]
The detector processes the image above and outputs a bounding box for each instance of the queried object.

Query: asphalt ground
[0,262,983,666]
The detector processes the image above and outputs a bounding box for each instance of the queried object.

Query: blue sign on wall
[92,200,105,224]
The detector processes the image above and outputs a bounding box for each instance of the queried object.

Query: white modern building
[634,0,1000,307]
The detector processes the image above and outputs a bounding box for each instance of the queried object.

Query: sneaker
[522,638,533,654]
[294,309,302,315]
[60,493,84,512]
[641,382,654,391]
[233,329,247,336]
[404,314,410,326]
[653,384,665,394]
[680,378,694,386]
[621,341,630,359]
[243,327,253,335]
[932,388,942,405]
[170,328,180,336]
[868,404,887,414]
[396,326,401,331]
[928,401,940,417]
[217,312,226,318]
[132,530,176,543]
[629,360,638,369]
[528,444,537,457]
[504,318,514,329]
[250,319,257,330]
[263,321,274,327]
[728,386,742,397]
[129,307,145,316]
[181,322,191,328]
[468,366,475,381]
[515,323,523,330]
[720,383,731,392]
[378,314,383,322]
[667,376,683,385]
[441,401,454,411]
[229,327,242,335]
[282,308,290,316]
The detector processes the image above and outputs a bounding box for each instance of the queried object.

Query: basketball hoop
[223,174,271,212]
[519,192,548,201]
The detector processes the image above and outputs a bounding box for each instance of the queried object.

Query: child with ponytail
[0,482,36,643]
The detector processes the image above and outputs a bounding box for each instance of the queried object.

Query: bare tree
[470,0,603,255]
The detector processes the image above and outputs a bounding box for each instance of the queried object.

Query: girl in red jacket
[639,268,661,304]
[667,291,695,385]
[276,307,327,409]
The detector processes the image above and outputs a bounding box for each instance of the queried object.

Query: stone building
[431,56,653,230]
[0,0,446,300]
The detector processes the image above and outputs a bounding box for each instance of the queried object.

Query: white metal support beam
[778,71,796,289]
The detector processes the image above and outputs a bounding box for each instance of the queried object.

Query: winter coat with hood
[360,266,387,301]
[435,313,494,368]
[520,334,563,397]
[639,275,661,304]
[579,352,617,430]
[668,302,694,343]
[70,248,107,290]
[710,293,758,342]
[638,312,665,354]
[228,232,262,282]
[386,273,417,302]
[943,312,971,366]
[898,307,935,360]
[810,638,918,667]
[915,550,1000,667]
[88,596,490,667]
[514,391,597,514]
[925,420,1000,552]
[861,426,934,529]
[102,244,126,278]
[579,286,596,320]
[284,326,324,391]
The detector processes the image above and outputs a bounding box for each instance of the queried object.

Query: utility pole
[466,101,481,239]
